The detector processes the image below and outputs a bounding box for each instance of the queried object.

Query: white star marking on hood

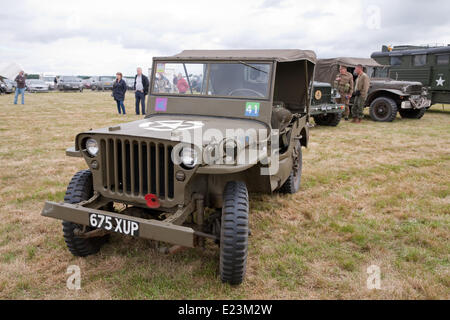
[139,120,205,132]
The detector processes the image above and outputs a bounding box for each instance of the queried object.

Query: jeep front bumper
[310,103,345,115]
[42,201,197,247]
[402,96,432,109]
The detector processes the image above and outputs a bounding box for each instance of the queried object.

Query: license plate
[89,213,140,236]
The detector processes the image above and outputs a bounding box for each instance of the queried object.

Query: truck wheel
[313,113,342,126]
[369,97,398,122]
[62,170,108,257]
[220,181,249,285]
[399,108,426,119]
[279,141,302,194]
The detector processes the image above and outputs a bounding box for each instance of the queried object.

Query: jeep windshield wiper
[238,61,268,74]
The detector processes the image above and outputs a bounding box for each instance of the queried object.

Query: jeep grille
[100,138,175,200]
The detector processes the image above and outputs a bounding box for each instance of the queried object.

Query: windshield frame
[150,60,274,101]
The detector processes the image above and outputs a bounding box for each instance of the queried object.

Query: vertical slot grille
[101,138,174,200]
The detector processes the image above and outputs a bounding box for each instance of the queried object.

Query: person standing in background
[133,67,149,115]
[112,72,127,115]
[176,73,189,94]
[14,71,26,105]
[352,64,370,124]
[333,65,354,121]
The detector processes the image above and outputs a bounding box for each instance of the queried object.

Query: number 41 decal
[245,102,260,117]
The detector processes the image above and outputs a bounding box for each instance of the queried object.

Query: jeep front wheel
[313,113,342,126]
[62,170,108,257]
[220,181,249,285]
[399,108,426,119]
[369,97,398,122]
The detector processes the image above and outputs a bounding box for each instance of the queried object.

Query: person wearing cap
[333,65,354,121]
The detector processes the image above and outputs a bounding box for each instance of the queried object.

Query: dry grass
[0,91,449,299]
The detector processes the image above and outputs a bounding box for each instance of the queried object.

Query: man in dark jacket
[14,71,26,104]
[133,67,149,115]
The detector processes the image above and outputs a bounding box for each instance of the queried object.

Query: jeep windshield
[152,62,271,99]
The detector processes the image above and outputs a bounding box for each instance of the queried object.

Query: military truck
[310,81,344,126]
[372,45,450,105]
[315,58,431,122]
[41,49,316,285]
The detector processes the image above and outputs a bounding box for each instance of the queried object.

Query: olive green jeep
[310,81,344,126]
[41,50,316,285]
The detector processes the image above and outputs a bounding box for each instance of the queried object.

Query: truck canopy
[314,57,383,84]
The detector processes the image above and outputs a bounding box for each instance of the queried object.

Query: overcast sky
[1,0,449,76]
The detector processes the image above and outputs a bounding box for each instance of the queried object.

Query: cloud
[0,0,449,75]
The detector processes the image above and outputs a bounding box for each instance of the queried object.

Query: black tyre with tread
[313,113,342,126]
[220,181,249,285]
[399,108,426,119]
[62,170,108,257]
[369,97,398,122]
[279,141,302,194]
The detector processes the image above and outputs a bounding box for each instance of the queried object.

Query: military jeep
[315,58,431,122]
[310,81,344,126]
[41,50,316,285]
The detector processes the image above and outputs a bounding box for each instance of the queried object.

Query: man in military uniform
[333,65,354,121]
[352,64,370,123]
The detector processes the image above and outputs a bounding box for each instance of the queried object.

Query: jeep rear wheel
[279,141,302,194]
[313,113,342,126]
[62,170,108,257]
[369,97,398,122]
[220,181,249,285]
[399,108,426,119]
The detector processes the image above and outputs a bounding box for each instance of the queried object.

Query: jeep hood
[84,114,270,145]
[371,78,423,88]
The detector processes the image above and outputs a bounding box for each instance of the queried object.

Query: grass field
[0,91,449,299]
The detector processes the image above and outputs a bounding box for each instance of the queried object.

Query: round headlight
[180,147,198,169]
[85,138,99,157]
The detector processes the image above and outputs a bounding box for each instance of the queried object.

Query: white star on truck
[436,76,446,87]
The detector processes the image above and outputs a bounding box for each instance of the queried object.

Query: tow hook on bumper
[41,201,197,247]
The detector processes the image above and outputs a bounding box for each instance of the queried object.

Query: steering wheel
[228,88,265,98]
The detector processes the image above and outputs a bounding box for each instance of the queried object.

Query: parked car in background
[91,76,115,91]
[1,78,15,93]
[26,79,50,93]
[0,79,6,94]
[82,79,92,89]
[40,73,57,90]
[125,77,135,90]
[57,76,84,92]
